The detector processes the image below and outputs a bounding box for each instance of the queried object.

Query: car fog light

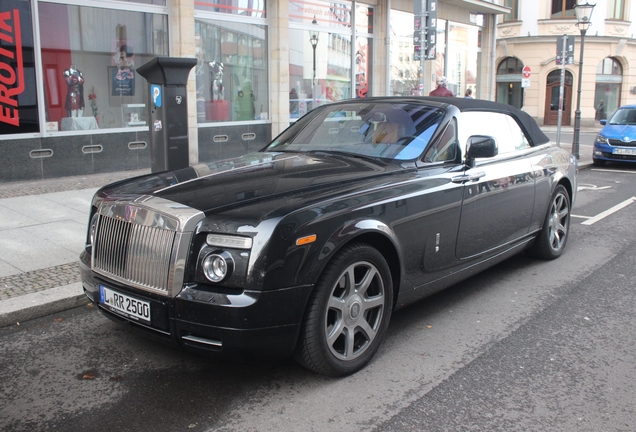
[203,252,234,282]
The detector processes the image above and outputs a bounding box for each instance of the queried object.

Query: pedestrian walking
[429,76,454,97]
[595,100,605,121]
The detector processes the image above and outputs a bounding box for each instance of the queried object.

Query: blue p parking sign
[151,85,162,107]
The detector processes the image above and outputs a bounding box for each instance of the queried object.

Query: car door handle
[451,172,486,183]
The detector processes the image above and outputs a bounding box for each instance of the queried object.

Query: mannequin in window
[63,65,85,117]
[209,61,224,101]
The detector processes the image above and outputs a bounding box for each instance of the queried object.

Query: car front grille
[91,197,204,297]
[93,214,176,294]
[608,139,636,147]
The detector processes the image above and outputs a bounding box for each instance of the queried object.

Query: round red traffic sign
[522,66,531,78]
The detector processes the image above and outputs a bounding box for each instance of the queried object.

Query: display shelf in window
[122,104,147,127]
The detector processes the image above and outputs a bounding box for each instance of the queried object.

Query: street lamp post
[310,17,319,87]
[572,1,596,160]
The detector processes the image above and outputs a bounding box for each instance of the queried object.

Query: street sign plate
[522,66,531,79]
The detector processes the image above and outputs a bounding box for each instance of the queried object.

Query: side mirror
[466,135,497,168]
[600,119,607,125]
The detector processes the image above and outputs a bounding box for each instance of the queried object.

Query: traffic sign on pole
[522,66,531,79]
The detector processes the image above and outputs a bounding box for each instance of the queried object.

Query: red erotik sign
[0,9,25,127]
[522,66,531,79]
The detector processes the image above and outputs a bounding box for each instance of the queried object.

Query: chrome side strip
[181,335,223,347]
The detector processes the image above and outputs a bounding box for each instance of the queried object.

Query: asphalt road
[1,166,635,432]
[544,130,597,161]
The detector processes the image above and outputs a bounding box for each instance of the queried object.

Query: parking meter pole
[137,57,197,173]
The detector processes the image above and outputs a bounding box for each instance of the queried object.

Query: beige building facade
[496,0,636,126]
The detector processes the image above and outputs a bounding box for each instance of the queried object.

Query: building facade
[496,0,636,126]
[0,0,507,182]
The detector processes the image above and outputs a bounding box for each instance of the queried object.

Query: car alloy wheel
[529,184,571,260]
[295,243,393,376]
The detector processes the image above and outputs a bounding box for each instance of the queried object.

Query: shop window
[389,10,421,97]
[113,0,167,5]
[195,19,268,123]
[595,58,622,121]
[551,0,576,19]
[496,57,524,109]
[0,1,39,135]
[288,26,352,118]
[195,0,266,18]
[38,3,168,132]
[289,0,359,118]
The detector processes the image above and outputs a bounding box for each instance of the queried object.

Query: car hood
[600,124,636,141]
[97,152,405,214]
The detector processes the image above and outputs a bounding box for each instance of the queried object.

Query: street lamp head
[575,1,595,32]
[310,16,319,47]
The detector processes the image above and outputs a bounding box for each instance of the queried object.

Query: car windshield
[266,102,446,161]
[608,108,636,125]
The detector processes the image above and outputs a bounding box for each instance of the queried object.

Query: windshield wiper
[303,149,385,164]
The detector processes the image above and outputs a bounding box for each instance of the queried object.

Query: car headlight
[202,251,234,283]
[206,234,252,249]
[595,134,609,144]
[88,213,99,245]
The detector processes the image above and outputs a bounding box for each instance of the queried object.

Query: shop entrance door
[544,70,573,126]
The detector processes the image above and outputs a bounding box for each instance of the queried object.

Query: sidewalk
[0,169,149,327]
[0,128,595,328]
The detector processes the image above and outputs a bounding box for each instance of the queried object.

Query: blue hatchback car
[593,105,636,166]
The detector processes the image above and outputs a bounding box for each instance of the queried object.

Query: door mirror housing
[466,135,498,168]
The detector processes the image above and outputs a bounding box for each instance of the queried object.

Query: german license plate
[613,148,636,156]
[99,285,151,325]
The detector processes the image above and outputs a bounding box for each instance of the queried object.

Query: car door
[389,118,466,291]
[454,112,536,260]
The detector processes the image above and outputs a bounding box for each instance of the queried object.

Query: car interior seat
[372,122,403,144]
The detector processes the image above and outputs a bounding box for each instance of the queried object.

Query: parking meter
[137,57,197,173]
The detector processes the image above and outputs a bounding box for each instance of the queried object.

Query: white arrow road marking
[577,184,612,191]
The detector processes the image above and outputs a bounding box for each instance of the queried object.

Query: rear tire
[529,184,571,260]
[294,243,393,376]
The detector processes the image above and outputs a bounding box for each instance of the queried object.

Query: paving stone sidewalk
[0,169,149,302]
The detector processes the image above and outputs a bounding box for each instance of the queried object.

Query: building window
[39,2,168,132]
[595,58,623,120]
[503,0,519,22]
[194,1,268,123]
[496,57,524,109]
[551,0,576,18]
[609,0,626,20]
[497,57,523,75]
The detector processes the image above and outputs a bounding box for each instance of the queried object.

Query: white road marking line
[571,215,590,219]
[581,197,636,226]
[591,168,636,174]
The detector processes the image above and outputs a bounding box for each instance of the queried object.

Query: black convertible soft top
[424,96,550,146]
[349,96,551,147]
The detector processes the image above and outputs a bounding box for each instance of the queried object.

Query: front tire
[592,158,606,167]
[529,184,571,260]
[295,243,393,376]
